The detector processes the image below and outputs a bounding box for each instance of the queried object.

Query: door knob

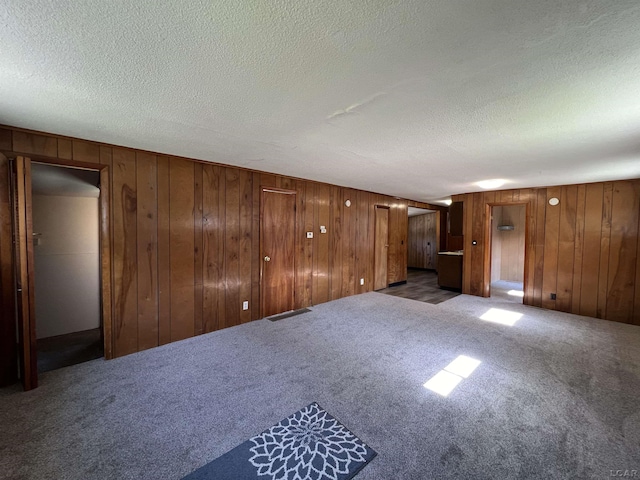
[264,256,271,262]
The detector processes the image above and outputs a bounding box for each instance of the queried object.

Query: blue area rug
[183,402,377,480]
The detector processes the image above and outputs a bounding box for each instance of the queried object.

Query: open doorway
[380,206,459,304]
[489,205,526,303]
[31,163,103,372]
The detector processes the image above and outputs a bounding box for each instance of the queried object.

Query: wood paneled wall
[0,126,424,372]
[453,179,640,324]
[408,213,437,269]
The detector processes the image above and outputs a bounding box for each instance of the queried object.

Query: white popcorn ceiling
[1,1,640,203]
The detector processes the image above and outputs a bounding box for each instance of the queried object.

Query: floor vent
[267,308,311,322]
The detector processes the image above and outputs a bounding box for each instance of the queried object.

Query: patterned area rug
[182,403,377,480]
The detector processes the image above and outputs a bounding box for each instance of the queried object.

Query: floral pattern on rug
[248,403,370,480]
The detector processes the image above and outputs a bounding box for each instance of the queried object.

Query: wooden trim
[99,167,114,359]
[12,157,38,390]
[27,159,114,364]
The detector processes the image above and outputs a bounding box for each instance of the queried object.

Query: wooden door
[11,156,37,390]
[374,206,389,290]
[261,188,296,317]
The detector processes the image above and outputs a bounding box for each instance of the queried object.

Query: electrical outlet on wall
[242,301,249,310]
[360,278,365,285]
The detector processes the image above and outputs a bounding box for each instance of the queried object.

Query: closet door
[11,156,38,390]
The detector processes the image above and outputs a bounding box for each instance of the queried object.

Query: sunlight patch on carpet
[424,355,482,397]
[480,308,523,326]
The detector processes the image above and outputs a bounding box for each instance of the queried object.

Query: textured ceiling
[2,1,640,203]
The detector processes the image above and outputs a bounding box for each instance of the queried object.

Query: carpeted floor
[1,292,639,479]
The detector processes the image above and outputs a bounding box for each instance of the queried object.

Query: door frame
[259,186,297,318]
[10,155,113,390]
[373,205,390,290]
[484,202,530,300]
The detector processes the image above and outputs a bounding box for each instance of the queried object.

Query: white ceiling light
[475,179,507,190]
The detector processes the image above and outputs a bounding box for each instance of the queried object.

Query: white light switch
[242,301,249,310]
[320,226,327,234]
[307,232,313,238]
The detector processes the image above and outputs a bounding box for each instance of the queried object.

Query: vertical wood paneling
[541,187,561,310]
[330,186,342,300]
[580,183,604,317]
[224,168,241,327]
[556,185,577,312]
[58,138,72,160]
[532,188,547,307]
[0,129,12,151]
[408,213,437,269]
[156,156,171,345]
[295,181,314,308]
[342,189,356,296]
[112,148,138,356]
[597,183,613,318]
[313,184,331,304]
[12,131,57,158]
[239,170,253,322]
[72,140,100,164]
[202,165,223,333]
[136,152,158,350]
[470,192,485,296]
[571,185,586,314]
[462,193,474,294]
[524,191,536,304]
[169,158,195,341]
[355,190,369,293]
[193,163,204,334]
[251,173,261,320]
[606,181,640,322]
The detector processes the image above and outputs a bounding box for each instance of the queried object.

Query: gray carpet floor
[1,292,639,479]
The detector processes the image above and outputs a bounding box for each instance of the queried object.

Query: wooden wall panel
[0,129,12,151]
[169,159,195,341]
[313,184,331,304]
[597,183,614,319]
[408,213,437,269]
[72,140,100,164]
[239,170,253,323]
[606,181,640,322]
[580,183,604,317]
[157,156,171,345]
[112,148,138,356]
[556,186,577,312]
[330,186,343,300]
[342,189,356,296]
[12,131,57,158]
[456,179,640,323]
[542,187,562,309]
[295,181,314,309]
[202,165,224,333]
[571,185,586,314]
[194,164,204,334]
[136,152,159,350]
[224,168,241,328]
